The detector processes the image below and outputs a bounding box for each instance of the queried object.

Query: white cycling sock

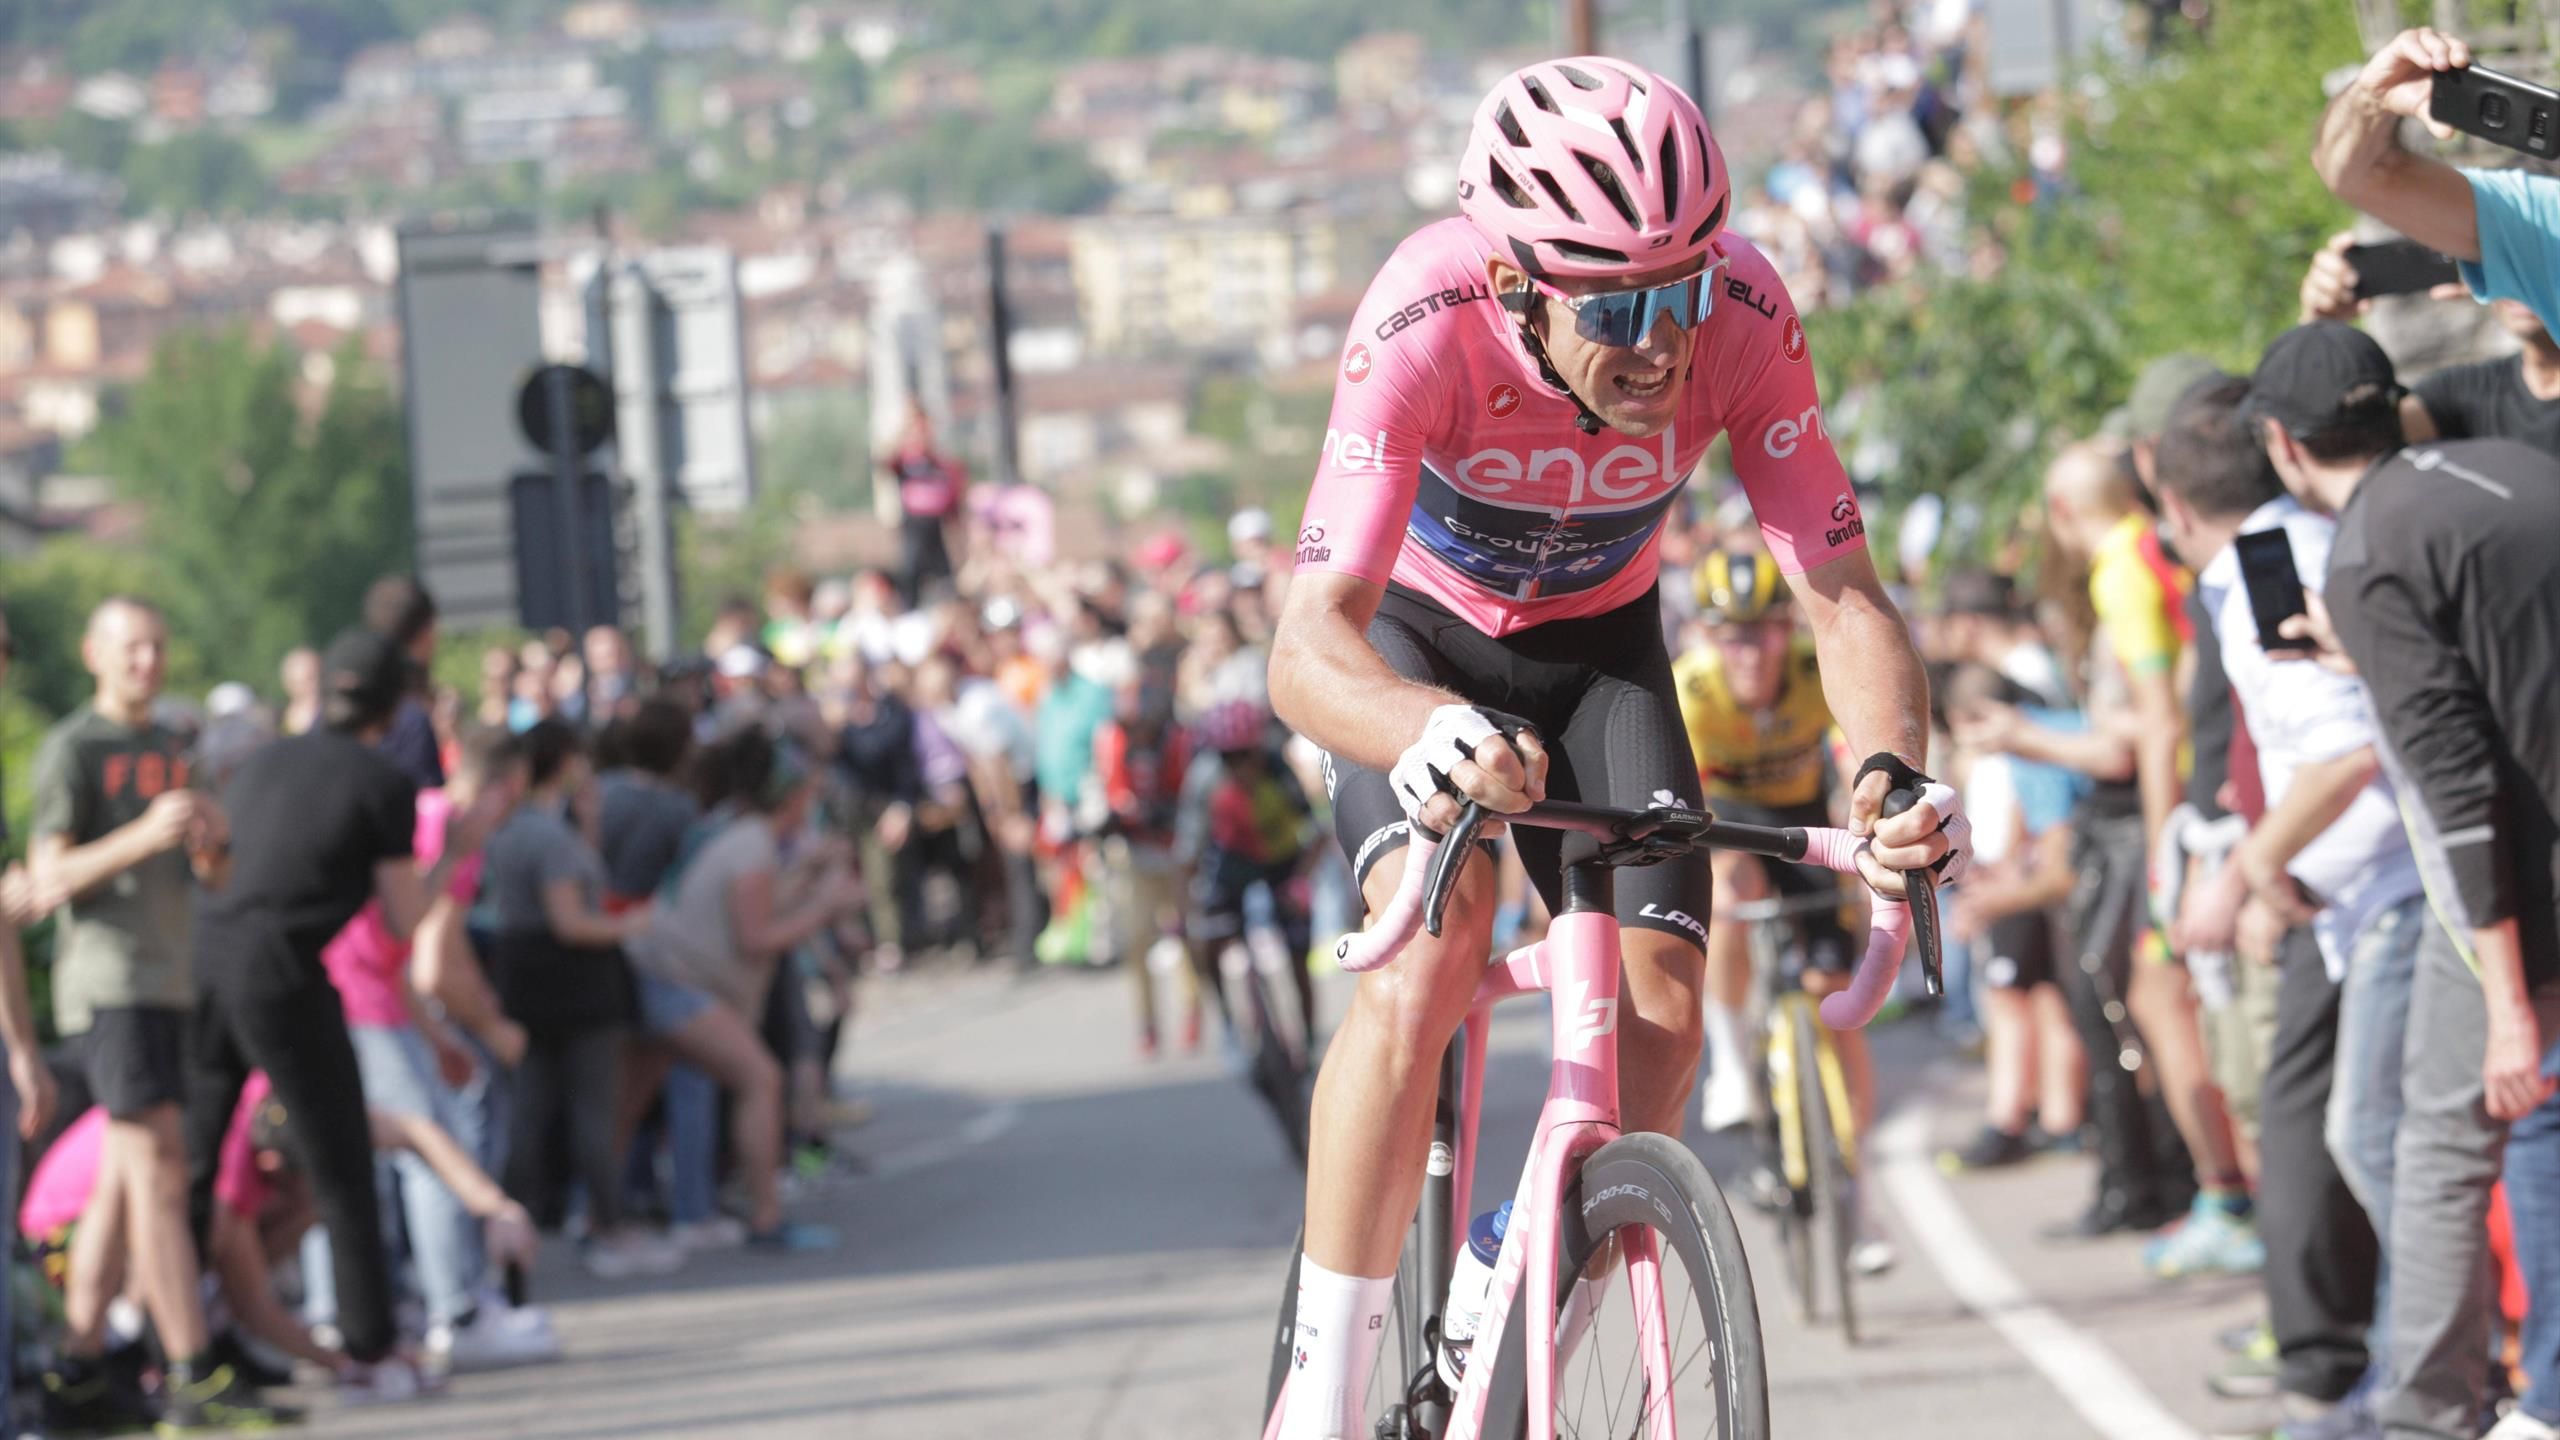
[1284,1258,1393,1440]
[1702,1002,1745,1078]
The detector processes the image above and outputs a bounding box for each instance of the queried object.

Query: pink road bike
[1261,795,1942,1440]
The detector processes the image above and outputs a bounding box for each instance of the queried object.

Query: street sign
[516,363,615,458]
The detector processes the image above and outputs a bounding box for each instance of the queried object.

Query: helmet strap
[1506,284,1606,436]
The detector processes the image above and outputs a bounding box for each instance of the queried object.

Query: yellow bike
[1737,890,1867,1347]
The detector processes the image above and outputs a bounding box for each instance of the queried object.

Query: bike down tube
[1449,905,1630,1440]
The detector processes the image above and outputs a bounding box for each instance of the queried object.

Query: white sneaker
[668,1216,750,1251]
[583,1231,687,1280]
[337,1356,427,1407]
[1849,1232,1898,1277]
[2486,1411,2560,1440]
[427,1309,563,1373]
[1700,1064,1757,1133]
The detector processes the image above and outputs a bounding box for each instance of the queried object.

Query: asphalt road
[285,960,2278,1439]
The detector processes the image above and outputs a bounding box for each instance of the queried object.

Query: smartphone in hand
[2235,529,2313,655]
[2345,240,2459,300]
[2432,64,2560,160]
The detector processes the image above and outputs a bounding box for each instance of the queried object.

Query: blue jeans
[664,1064,719,1225]
[2506,1048,2560,1423]
[2325,894,2427,1362]
[304,1025,482,1328]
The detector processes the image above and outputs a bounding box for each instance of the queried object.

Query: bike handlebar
[1328,798,1943,1032]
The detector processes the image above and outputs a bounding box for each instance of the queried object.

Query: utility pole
[1559,0,1597,56]
[1667,0,1708,113]
[984,223,1023,490]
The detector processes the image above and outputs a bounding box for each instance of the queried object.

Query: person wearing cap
[2107,352,2226,495]
[2316,27,2560,344]
[183,626,515,1408]
[27,597,269,1430]
[2243,319,2560,1440]
[2154,375,2424,1434]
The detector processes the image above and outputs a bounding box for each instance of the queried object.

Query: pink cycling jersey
[1296,219,1865,638]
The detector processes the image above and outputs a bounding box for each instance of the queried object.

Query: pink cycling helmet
[1457,57,1730,281]
[1196,699,1266,754]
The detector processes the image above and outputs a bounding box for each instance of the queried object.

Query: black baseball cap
[322,626,408,720]
[2242,322,2402,436]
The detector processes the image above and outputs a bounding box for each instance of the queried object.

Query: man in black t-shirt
[185,628,506,1401]
[2407,300,2560,460]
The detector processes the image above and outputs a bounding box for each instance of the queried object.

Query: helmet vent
[1521,75,1561,114]
[1530,168,1583,224]
[1610,117,1642,173]
[1688,193,1727,246]
[1577,153,1639,228]
[1659,129,1681,216]
[1490,162,1535,210]
[1555,63,1604,92]
[1550,239,1630,266]
[1493,101,1528,148]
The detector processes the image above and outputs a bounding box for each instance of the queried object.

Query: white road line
[1874,1104,2205,1440]
[867,1101,1023,1179]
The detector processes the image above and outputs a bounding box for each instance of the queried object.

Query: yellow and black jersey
[1671,636,1835,810]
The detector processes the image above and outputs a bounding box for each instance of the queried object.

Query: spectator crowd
[0,16,2558,1440]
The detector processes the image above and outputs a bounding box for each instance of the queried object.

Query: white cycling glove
[1388,704,1526,834]
[1851,753,1972,889]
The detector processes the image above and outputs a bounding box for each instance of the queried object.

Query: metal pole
[542,363,592,636]
[603,260,681,663]
[1668,0,1707,113]
[1559,0,1596,55]
[984,223,1023,490]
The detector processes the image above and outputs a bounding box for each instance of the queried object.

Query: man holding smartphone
[2155,373,2428,1439]
[2299,237,2560,463]
[2315,28,2560,340]
[2246,320,2560,1440]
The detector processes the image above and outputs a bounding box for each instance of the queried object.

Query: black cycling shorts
[1323,583,1711,953]
[1716,797,1856,975]
[1981,910,2057,991]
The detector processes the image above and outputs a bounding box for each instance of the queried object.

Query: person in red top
[1095,683,1195,1057]
[878,400,967,607]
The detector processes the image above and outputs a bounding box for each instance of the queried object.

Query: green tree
[1808,0,2363,543]
[0,534,167,721]
[120,132,269,218]
[75,329,411,697]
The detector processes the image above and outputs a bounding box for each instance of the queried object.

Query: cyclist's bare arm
[1788,549,1942,874]
[1269,571,1547,835]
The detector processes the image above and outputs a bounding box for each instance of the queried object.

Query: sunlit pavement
[290,960,2264,1438]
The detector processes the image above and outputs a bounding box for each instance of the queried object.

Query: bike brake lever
[1423,802,1489,939]
[1882,785,1946,997]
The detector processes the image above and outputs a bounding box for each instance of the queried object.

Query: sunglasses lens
[1568,275,1713,347]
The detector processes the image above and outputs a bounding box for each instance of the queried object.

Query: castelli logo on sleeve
[1342,344,1373,383]
[1485,383,1520,418]
[1782,315,1807,364]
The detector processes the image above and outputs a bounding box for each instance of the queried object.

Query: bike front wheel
[1479,1131,1770,1439]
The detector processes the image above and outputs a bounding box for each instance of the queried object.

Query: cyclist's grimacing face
[1488,256,1703,439]
[1712,617,1791,709]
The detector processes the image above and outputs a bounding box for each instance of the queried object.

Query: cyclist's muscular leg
[1303,845,1500,1279]
[1704,851,1764,1014]
[1617,928,1709,1136]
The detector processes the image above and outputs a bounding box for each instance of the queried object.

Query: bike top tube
[1329,797,1942,1031]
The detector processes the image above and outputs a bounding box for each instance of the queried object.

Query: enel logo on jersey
[1448,423,1683,504]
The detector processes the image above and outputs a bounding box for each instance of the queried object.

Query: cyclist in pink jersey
[1268,57,1968,1438]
